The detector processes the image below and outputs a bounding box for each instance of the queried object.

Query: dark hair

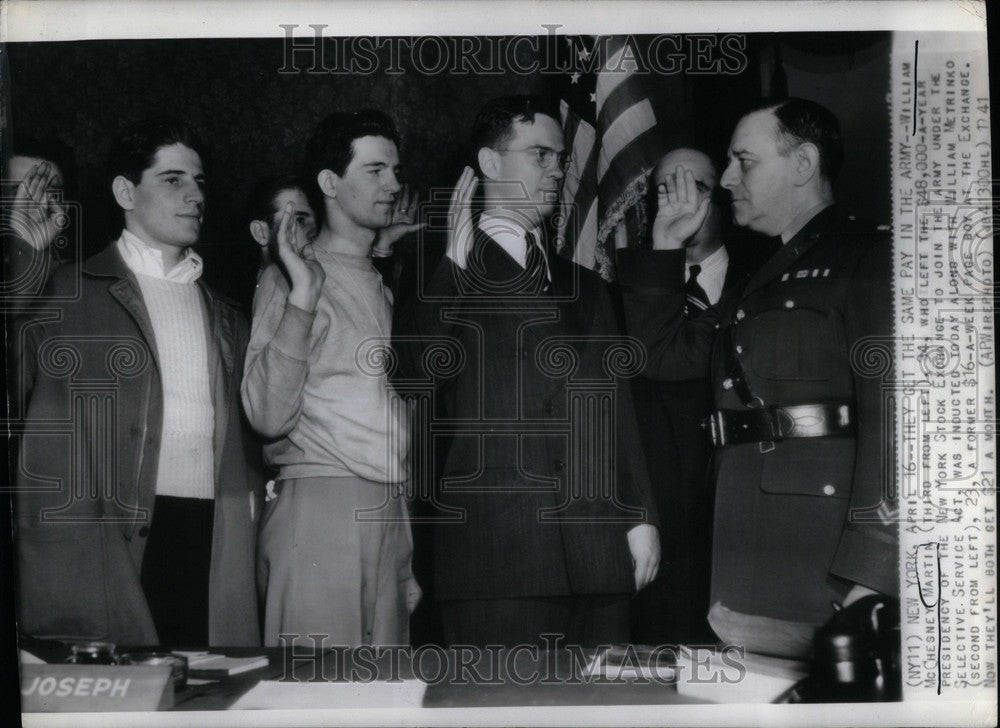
[106,116,208,186]
[301,109,399,218]
[10,133,78,193]
[245,173,308,228]
[744,97,843,181]
[470,95,562,160]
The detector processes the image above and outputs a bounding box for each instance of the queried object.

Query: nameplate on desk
[20,663,174,712]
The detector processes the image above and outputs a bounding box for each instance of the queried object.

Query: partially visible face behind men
[491,113,566,228]
[653,147,721,248]
[331,135,401,232]
[267,187,317,251]
[121,142,205,253]
[720,109,800,237]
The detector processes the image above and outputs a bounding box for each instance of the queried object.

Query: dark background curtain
[6,32,890,301]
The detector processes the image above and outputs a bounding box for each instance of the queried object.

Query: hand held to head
[650,165,711,251]
[10,161,64,251]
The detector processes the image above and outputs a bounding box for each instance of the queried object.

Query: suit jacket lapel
[471,229,556,345]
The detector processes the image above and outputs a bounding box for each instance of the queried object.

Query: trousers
[257,476,418,647]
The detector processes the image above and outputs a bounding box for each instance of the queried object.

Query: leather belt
[703,403,854,447]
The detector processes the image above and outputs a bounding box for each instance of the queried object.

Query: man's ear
[317,169,337,199]
[112,175,136,211]
[477,147,500,181]
[793,142,821,187]
[249,220,270,248]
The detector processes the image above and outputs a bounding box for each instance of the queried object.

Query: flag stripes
[555,35,666,280]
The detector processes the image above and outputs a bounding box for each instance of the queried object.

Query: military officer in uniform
[618,98,897,658]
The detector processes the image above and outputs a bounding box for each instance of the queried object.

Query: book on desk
[174,652,269,678]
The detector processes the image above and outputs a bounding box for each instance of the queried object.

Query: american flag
[554,36,666,281]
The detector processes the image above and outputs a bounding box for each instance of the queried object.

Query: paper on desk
[675,646,807,704]
[19,649,46,665]
[230,679,428,710]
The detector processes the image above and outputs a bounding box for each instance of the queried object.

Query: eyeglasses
[496,146,571,172]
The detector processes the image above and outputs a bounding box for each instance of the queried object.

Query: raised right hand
[650,165,711,251]
[9,161,66,251]
[276,201,325,312]
[445,166,478,270]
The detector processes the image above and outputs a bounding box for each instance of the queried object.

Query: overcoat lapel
[199,285,232,483]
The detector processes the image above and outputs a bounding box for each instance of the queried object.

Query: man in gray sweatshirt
[242,110,420,648]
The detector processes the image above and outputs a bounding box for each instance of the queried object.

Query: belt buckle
[705,411,727,447]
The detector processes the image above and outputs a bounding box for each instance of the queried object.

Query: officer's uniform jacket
[395,227,659,602]
[619,205,897,626]
[10,244,263,646]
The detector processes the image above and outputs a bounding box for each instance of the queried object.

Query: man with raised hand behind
[2,136,76,297]
[242,110,420,648]
[618,98,896,658]
[14,117,262,647]
[396,95,660,648]
[627,145,770,647]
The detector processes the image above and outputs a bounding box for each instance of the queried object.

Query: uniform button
[784,299,795,309]
[722,378,734,390]
[735,310,745,321]
[138,526,150,537]
[553,459,565,473]
[822,484,836,496]
[735,345,743,354]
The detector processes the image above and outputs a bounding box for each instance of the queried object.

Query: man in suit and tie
[618,98,896,658]
[626,146,772,646]
[397,95,660,647]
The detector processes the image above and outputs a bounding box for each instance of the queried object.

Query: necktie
[524,231,551,294]
[685,264,711,317]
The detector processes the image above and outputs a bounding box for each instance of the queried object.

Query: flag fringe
[597,170,653,246]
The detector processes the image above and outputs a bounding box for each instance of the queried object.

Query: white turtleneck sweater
[117,230,215,499]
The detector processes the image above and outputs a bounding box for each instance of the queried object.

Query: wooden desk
[20,640,704,711]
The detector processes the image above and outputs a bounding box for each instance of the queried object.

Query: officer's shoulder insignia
[781,268,832,282]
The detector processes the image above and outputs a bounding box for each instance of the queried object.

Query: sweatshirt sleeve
[241,264,317,439]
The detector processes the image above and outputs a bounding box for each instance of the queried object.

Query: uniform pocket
[760,438,855,499]
[744,307,844,382]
